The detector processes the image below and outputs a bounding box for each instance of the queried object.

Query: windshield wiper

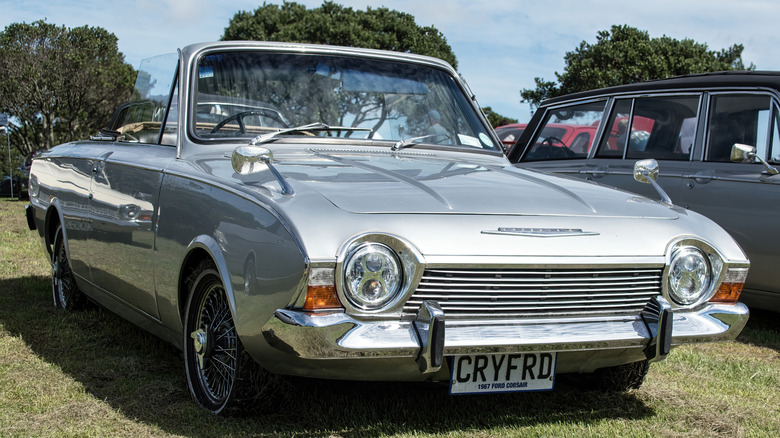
[249,122,372,146]
[391,134,450,151]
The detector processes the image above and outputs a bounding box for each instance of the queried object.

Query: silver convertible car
[26,42,750,414]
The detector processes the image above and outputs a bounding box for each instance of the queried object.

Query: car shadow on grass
[2,275,662,437]
[736,308,780,353]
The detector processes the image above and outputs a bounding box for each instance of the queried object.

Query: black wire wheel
[183,260,262,415]
[51,224,87,310]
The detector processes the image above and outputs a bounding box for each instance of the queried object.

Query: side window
[771,108,780,162]
[595,100,632,158]
[596,96,699,160]
[114,53,179,145]
[522,100,606,161]
[706,94,772,162]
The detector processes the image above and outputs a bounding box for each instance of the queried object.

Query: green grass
[1,198,779,437]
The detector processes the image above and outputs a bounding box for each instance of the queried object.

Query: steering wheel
[210,110,289,134]
[536,136,575,159]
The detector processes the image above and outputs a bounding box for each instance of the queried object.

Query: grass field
[1,198,779,437]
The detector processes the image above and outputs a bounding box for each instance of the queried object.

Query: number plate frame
[449,352,557,394]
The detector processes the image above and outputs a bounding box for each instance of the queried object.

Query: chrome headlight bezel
[663,238,724,308]
[336,233,424,314]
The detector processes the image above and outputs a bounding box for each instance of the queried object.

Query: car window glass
[624,96,698,161]
[706,94,772,162]
[192,51,500,151]
[596,96,698,161]
[522,100,606,161]
[595,100,632,158]
[114,53,179,145]
[771,107,780,162]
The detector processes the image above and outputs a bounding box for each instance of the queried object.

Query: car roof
[541,71,780,106]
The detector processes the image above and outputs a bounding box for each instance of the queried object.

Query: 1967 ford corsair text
[26,42,749,414]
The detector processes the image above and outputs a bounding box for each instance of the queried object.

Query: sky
[2,0,780,123]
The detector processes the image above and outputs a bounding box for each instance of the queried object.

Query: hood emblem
[482,227,600,237]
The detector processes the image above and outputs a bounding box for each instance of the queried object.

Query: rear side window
[595,95,699,160]
[522,100,606,161]
[706,94,773,162]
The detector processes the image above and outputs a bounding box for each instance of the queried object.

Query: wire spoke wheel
[184,260,263,415]
[193,281,238,405]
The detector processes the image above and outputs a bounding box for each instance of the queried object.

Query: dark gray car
[509,71,780,312]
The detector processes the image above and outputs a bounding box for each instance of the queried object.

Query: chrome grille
[403,267,663,318]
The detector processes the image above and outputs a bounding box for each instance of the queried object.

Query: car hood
[268,148,677,219]
[182,144,745,261]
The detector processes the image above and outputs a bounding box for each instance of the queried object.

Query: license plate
[449,352,557,394]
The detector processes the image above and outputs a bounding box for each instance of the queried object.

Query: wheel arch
[43,200,65,258]
[178,235,236,326]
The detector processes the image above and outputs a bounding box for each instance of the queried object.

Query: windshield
[192,51,499,152]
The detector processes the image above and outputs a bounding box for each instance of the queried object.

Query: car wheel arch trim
[180,235,239,329]
[44,200,66,258]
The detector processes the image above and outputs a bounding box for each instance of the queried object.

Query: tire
[51,225,87,310]
[183,260,263,415]
[563,360,649,392]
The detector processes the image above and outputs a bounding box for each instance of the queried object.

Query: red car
[495,123,598,156]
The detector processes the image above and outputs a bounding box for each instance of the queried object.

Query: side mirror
[633,159,660,184]
[231,146,294,195]
[634,159,673,205]
[232,145,274,175]
[730,143,755,164]
[730,143,779,175]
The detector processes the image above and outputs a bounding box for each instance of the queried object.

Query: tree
[521,25,754,109]
[222,1,458,69]
[222,2,518,132]
[482,107,518,128]
[0,20,136,157]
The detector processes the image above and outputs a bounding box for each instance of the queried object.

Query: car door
[89,144,173,318]
[87,53,179,319]
[678,92,780,306]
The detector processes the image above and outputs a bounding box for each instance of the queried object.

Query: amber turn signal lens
[303,285,342,311]
[709,282,744,303]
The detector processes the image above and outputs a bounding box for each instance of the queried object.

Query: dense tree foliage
[0,20,135,157]
[482,107,518,128]
[521,25,753,108]
[222,1,458,69]
[222,2,519,135]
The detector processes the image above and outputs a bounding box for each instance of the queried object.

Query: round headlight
[668,246,711,305]
[343,243,402,310]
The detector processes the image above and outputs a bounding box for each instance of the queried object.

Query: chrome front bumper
[260,297,748,377]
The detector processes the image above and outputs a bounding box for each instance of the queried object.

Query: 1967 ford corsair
[26,41,750,414]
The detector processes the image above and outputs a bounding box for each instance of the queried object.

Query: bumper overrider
[261,295,749,379]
